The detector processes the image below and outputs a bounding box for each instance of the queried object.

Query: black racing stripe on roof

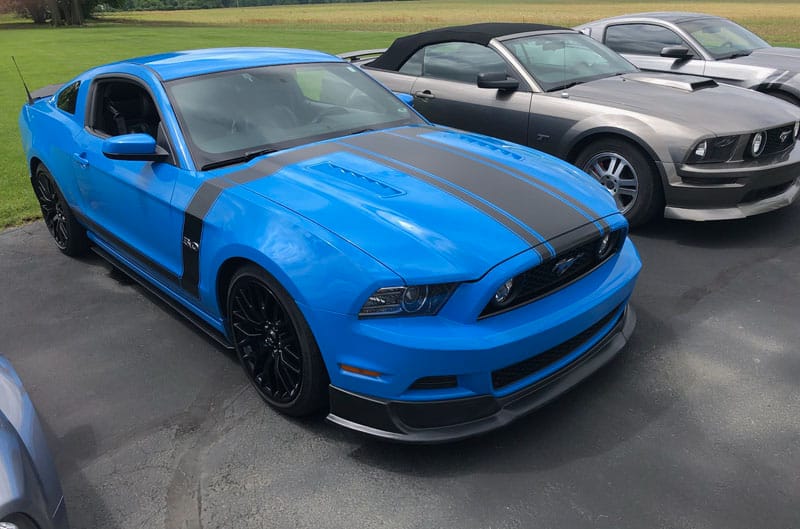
[344,132,598,243]
[389,127,611,233]
[369,23,569,71]
[338,141,551,260]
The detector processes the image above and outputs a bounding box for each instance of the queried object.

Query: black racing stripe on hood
[390,127,611,233]
[345,132,601,242]
[338,142,551,260]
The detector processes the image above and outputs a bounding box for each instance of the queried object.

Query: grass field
[2,0,800,227]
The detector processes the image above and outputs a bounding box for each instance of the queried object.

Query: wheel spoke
[617,187,637,197]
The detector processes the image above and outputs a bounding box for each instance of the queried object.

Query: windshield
[166,62,423,170]
[678,17,770,59]
[504,32,638,92]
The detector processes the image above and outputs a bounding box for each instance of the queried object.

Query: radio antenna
[11,56,33,105]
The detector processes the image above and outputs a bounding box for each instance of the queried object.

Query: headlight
[359,283,457,317]
[597,231,618,260]
[686,135,739,163]
[493,278,515,306]
[749,131,766,157]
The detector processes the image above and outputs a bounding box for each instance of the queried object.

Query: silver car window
[402,42,508,83]
[505,33,636,92]
[604,23,690,56]
[677,18,769,59]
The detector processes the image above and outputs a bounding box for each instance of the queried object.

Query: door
[402,42,532,146]
[75,77,184,281]
[604,23,706,76]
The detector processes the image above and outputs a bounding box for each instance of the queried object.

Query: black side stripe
[390,127,612,233]
[180,142,342,297]
[338,141,552,260]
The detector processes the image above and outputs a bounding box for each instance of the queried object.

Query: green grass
[1,0,799,227]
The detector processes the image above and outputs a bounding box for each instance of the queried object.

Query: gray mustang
[343,23,800,225]
[577,12,800,106]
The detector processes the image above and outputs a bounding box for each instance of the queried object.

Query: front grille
[491,305,622,390]
[480,230,624,318]
[409,375,458,390]
[763,125,797,156]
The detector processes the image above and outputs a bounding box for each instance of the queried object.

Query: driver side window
[400,42,508,83]
[605,24,691,56]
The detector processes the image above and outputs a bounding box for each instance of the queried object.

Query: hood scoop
[625,74,718,92]
[308,161,404,198]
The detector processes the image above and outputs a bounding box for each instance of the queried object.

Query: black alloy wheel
[227,265,327,416]
[31,164,88,256]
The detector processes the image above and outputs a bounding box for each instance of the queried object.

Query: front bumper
[327,305,636,443]
[660,148,800,221]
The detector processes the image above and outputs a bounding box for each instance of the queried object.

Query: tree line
[1,0,393,24]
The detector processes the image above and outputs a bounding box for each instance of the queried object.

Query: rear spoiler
[337,49,387,63]
[29,83,64,102]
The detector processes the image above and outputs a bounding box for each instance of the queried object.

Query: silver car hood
[727,47,800,70]
[566,72,800,133]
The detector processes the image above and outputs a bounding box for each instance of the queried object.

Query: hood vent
[309,162,404,198]
[626,74,718,92]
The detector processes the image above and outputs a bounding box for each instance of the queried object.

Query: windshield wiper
[722,50,752,60]
[547,80,583,92]
[201,148,278,171]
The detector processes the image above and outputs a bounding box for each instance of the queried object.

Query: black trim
[327,304,635,443]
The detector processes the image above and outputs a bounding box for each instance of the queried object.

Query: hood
[227,126,618,281]
[566,72,800,133]
[727,47,800,71]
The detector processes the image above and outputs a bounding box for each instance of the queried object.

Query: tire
[574,138,663,227]
[31,164,88,256]
[226,265,328,416]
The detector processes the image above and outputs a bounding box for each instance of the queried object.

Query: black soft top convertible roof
[368,22,568,71]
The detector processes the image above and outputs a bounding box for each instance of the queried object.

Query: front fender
[200,186,402,320]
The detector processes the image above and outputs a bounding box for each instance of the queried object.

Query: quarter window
[56,81,80,114]
[605,24,692,56]
[400,42,508,84]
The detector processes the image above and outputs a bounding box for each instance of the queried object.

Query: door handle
[414,90,435,100]
[72,152,89,168]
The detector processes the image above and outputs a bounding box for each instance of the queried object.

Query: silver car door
[407,42,532,146]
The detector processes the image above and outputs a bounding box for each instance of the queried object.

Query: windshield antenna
[11,56,33,105]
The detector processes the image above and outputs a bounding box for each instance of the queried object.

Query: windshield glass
[504,32,638,92]
[678,17,769,59]
[166,62,422,169]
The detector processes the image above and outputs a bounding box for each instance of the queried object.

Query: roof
[117,47,341,81]
[596,12,722,24]
[368,23,569,71]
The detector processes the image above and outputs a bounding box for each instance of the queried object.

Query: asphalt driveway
[1,208,798,529]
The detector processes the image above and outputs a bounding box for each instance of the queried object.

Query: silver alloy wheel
[582,152,639,214]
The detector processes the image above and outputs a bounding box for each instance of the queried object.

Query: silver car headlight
[687,135,739,163]
[359,283,458,317]
[749,131,766,158]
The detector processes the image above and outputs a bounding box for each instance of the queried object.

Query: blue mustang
[19,48,641,442]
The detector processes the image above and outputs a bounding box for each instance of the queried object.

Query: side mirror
[477,72,519,91]
[393,92,414,106]
[660,45,693,59]
[102,133,169,162]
